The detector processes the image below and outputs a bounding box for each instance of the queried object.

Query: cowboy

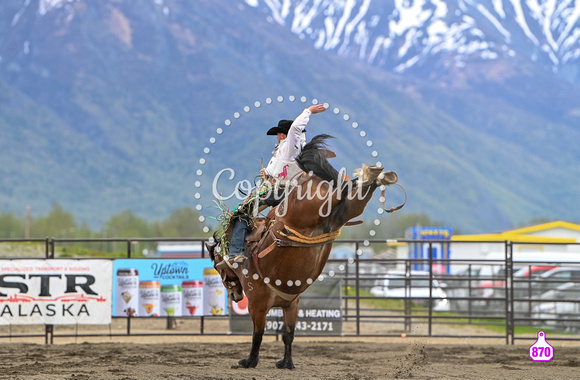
[219,104,327,268]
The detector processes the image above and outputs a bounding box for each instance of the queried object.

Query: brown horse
[207,135,400,369]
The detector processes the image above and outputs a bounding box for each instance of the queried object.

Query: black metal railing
[1,237,579,344]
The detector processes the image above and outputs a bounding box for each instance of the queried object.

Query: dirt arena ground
[1,315,579,380]
[1,313,578,379]
[1,337,579,380]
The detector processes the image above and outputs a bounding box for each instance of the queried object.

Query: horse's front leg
[277,298,299,369]
[238,308,266,368]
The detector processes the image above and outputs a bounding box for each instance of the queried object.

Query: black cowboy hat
[266,120,293,135]
[266,120,307,135]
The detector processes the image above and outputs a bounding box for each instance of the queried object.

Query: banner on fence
[229,279,342,335]
[0,259,112,325]
[112,259,226,317]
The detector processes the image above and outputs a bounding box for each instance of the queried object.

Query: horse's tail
[295,134,339,183]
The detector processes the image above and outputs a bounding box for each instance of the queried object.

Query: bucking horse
[206,135,404,369]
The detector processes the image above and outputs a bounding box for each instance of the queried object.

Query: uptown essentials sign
[0,260,112,325]
[112,259,226,317]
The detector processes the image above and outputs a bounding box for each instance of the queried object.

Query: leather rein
[381,183,407,213]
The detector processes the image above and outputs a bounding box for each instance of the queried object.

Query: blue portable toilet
[405,227,452,274]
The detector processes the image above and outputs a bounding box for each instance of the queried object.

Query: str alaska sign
[0,260,112,325]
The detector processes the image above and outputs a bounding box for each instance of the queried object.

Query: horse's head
[214,257,244,302]
[206,236,244,302]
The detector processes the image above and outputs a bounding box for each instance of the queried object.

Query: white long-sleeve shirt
[265,108,311,183]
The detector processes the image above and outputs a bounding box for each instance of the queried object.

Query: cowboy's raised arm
[279,105,327,161]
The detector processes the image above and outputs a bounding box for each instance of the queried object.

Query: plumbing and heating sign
[229,279,342,336]
[0,260,112,325]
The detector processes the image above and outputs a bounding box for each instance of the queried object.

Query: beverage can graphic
[182,280,203,316]
[116,268,139,317]
[139,281,161,317]
[203,268,225,315]
[160,284,182,317]
[529,330,554,362]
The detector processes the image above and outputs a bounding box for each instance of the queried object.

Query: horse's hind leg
[238,309,266,368]
[276,299,299,369]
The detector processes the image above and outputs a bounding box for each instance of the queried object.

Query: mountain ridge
[0,0,578,234]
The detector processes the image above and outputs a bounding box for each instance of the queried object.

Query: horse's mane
[295,134,339,183]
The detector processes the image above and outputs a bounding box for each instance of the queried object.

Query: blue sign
[405,227,452,273]
[112,258,220,317]
[406,227,452,240]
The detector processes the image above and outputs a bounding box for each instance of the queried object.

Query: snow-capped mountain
[248,0,580,84]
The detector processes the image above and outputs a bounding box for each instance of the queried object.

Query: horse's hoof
[276,359,295,369]
[238,357,258,368]
[353,164,383,185]
[376,170,398,186]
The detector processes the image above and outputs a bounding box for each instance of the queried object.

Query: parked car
[370,270,450,311]
[475,265,557,304]
[440,267,491,310]
[531,282,580,331]
[322,261,391,291]
[514,266,580,314]
[514,266,580,299]
[442,265,520,310]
